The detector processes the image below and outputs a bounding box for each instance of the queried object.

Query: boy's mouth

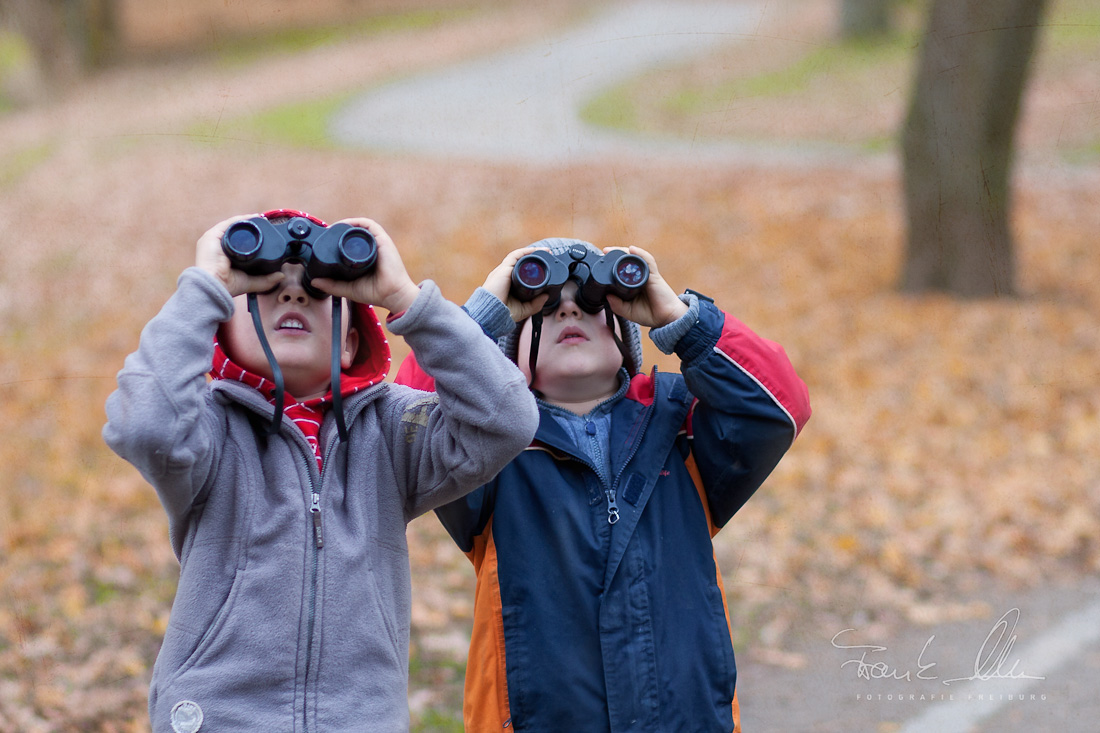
[557,326,588,344]
[275,313,310,333]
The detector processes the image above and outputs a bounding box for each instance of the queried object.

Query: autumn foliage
[1,4,1098,731]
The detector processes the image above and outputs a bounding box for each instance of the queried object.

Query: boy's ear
[341,328,360,370]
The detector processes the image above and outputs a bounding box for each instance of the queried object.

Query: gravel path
[329,0,865,167]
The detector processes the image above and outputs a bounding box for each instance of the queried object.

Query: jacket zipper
[608,403,656,522]
[547,444,620,525]
[604,488,620,524]
[301,431,338,733]
[584,419,621,525]
[310,491,324,548]
[230,385,377,732]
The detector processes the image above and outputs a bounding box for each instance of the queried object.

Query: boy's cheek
[219,314,271,378]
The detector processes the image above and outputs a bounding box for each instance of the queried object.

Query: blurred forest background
[0,0,1098,730]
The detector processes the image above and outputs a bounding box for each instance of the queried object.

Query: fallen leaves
[1,9,1098,733]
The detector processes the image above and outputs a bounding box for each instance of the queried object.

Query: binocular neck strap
[248,293,285,435]
[330,297,349,443]
[605,308,632,375]
[247,294,351,445]
[527,312,543,381]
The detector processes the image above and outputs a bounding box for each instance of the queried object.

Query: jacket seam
[710,345,799,448]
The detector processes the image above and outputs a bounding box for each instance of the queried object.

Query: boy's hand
[310,218,421,315]
[604,246,688,328]
[482,246,550,322]
[195,215,286,297]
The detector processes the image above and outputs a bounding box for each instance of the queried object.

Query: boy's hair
[499,238,643,376]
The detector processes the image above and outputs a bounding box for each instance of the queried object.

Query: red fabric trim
[714,313,811,434]
[394,351,435,391]
[623,367,656,407]
[261,209,327,226]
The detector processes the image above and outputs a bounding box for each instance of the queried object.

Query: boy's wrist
[657,298,690,327]
[650,292,701,355]
[380,281,422,315]
[463,287,516,340]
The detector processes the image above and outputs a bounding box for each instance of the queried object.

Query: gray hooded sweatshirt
[103,268,538,732]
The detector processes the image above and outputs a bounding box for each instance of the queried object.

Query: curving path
[329,0,856,166]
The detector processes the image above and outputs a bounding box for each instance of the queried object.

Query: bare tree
[0,0,119,100]
[900,0,1048,297]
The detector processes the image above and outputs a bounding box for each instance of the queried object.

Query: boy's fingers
[310,276,379,304]
[207,213,260,240]
[604,294,635,320]
[511,293,549,321]
[504,246,538,266]
[231,270,285,297]
[333,216,378,229]
[308,277,343,297]
[255,271,285,289]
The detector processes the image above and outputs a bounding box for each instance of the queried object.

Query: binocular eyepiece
[222,216,377,299]
[511,244,649,314]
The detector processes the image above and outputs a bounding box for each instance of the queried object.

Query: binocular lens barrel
[338,229,377,269]
[614,256,647,288]
[224,221,263,260]
[515,258,549,289]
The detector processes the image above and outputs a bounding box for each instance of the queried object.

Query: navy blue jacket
[403,299,810,732]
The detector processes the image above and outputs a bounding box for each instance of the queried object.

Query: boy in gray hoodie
[103,211,538,733]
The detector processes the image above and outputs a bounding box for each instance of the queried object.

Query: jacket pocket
[706,585,737,701]
[162,567,245,690]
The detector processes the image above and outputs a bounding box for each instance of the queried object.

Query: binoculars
[222,215,377,298]
[510,244,649,313]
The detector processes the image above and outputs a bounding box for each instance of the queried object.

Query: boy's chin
[281,373,334,402]
[533,369,621,399]
[232,349,332,400]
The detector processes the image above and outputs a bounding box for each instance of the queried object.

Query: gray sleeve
[102,267,231,527]
[386,281,538,519]
[649,291,701,355]
[463,287,516,340]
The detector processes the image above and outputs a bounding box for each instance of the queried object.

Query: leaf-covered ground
[1,1,1098,730]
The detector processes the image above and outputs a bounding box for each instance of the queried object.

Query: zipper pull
[310,492,324,548]
[605,488,620,525]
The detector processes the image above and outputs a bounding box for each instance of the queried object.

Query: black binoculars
[510,244,649,313]
[222,216,377,299]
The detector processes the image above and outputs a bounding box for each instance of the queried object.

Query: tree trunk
[80,0,121,68]
[900,0,1048,298]
[840,0,891,40]
[0,0,120,100]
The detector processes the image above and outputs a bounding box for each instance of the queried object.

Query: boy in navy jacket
[396,238,810,732]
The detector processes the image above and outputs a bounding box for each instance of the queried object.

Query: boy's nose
[554,282,582,319]
[278,263,311,303]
